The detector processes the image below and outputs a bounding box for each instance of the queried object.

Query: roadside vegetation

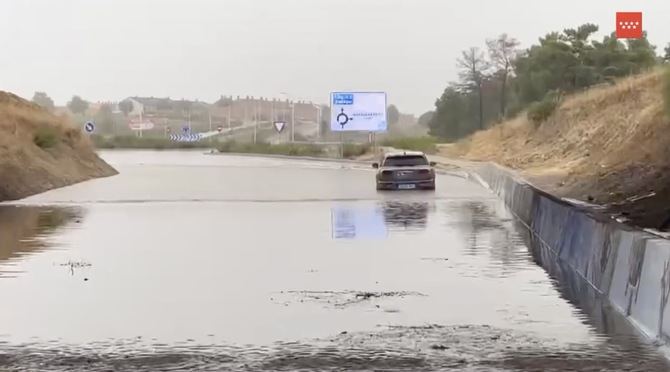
[442,69,670,230]
[381,136,437,154]
[663,65,670,118]
[91,135,210,149]
[215,141,375,159]
[33,126,60,149]
[526,90,561,126]
[216,141,325,157]
[342,143,371,158]
[427,23,661,141]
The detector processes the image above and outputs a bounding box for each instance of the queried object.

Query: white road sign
[273,121,286,133]
[128,119,155,131]
[330,92,387,132]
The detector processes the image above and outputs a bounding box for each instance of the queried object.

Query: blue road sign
[84,121,95,133]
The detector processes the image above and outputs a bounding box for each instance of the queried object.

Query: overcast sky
[1,0,668,115]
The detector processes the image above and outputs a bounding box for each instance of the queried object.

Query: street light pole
[291,101,295,143]
[227,103,231,130]
[315,104,322,139]
[280,92,292,143]
[254,101,258,144]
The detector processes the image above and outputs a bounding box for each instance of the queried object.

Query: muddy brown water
[0,150,668,371]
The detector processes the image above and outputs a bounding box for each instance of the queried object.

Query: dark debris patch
[273,290,426,308]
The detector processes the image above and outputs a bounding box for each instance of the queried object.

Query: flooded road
[1,150,668,371]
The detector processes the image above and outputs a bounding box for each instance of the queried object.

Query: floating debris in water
[272,290,425,308]
[58,260,92,275]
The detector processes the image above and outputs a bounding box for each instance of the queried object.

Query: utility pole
[253,100,258,144]
[208,111,213,147]
[227,103,231,130]
[271,100,275,125]
[291,101,295,143]
[187,109,191,132]
[316,105,321,140]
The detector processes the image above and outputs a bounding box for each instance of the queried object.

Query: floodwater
[0,150,668,371]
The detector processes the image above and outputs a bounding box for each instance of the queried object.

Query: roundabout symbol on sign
[336,108,352,128]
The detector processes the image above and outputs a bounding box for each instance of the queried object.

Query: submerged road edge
[443,157,670,352]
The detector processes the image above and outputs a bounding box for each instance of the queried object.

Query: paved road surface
[0,150,667,371]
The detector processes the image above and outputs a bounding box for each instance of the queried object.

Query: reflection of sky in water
[331,205,387,239]
[330,201,432,239]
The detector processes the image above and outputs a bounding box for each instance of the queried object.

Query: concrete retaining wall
[470,162,670,343]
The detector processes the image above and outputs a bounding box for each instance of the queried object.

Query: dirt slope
[0,92,117,200]
[440,69,670,230]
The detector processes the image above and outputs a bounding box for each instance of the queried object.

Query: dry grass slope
[440,69,670,229]
[0,91,117,200]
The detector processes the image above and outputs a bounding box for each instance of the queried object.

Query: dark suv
[373,151,436,190]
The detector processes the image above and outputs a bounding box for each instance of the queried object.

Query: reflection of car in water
[373,151,436,191]
[382,201,430,230]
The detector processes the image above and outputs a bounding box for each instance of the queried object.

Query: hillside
[440,69,670,230]
[0,92,117,200]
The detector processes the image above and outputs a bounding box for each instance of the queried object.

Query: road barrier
[468,162,670,345]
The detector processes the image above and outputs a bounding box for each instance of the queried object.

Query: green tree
[486,34,519,119]
[118,100,133,116]
[625,33,657,73]
[457,47,490,130]
[417,111,434,127]
[428,85,472,140]
[387,104,400,126]
[67,95,89,115]
[32,91,55,111]
[664,43,670,62]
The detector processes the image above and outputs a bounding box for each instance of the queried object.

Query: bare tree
[457,47,489,130]
[486,34,520,119]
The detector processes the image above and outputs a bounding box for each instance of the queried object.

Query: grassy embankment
[0,92,117,201]
[381,136,438,154]
[440,67,670,230]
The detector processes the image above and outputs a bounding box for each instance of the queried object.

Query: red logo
[616,12,642,39]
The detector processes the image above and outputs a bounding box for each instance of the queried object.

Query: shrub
[90,135,210,149]
[527,90,561,126]
[342,143,371,158]
[381,136,438,154]
[216,141,324,157]
[33,127,59,148]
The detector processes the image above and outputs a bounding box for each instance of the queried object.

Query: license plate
[398,184,416,189]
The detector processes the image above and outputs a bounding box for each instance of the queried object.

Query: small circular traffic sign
[336,109,350,128]
[84,121,95,133]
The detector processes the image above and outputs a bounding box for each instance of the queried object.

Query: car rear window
[383,155,428,167]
